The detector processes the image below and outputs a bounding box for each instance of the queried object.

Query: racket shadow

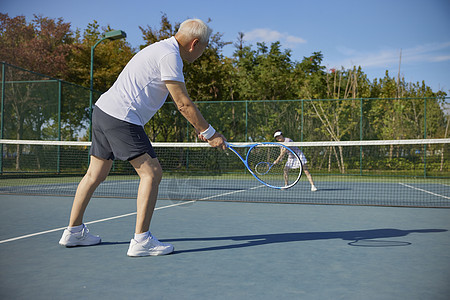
[164,228,447,254]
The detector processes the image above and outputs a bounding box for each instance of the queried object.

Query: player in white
[273,130,317,191]
[59,19,227,256]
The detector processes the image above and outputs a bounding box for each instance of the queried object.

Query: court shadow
[98,241,130,246]
[164,228,447,254]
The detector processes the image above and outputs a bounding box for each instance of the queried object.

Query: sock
[68,224,84,233]
[134,231,150,243]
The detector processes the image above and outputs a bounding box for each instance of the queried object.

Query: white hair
[177,19,212,44]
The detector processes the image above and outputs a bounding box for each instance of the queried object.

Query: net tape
[1,138,449,147]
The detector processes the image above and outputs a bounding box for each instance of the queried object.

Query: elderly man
[59,19,226,257]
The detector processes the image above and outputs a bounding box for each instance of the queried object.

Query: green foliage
[0,13,74,78]
[66,21,134,92]
[1,13,448,148]
[139,13,178,48]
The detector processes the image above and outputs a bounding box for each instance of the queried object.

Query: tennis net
[1,139,449,207]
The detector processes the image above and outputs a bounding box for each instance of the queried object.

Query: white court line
[199,185,264,201]
[399,183,450,200]
[0,201,194,245]
[0,185,263,244]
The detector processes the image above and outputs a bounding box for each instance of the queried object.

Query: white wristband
[200,124,216,140]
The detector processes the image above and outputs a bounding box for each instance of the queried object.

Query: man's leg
[59,156,112,247]
[129,153,162,234]
[68,156,113,226]
[127,153,173,256]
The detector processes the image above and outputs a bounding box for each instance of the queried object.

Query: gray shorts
[90,106,156,161]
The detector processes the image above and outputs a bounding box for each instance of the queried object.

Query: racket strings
[247,144,302,188]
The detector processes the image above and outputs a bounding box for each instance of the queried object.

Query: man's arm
[165,80,226,149]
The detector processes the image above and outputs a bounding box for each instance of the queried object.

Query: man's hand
[205,132,227,150]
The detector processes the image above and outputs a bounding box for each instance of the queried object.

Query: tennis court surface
[1,191,450,299]
[1,139,449,299]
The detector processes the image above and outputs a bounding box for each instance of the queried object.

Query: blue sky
[3,0,450,92]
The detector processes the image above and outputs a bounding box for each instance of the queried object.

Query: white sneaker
[59,224,101,247]
[311,186,318,192]
[127,233,174,257]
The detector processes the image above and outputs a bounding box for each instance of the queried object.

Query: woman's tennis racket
[226,142,302,189]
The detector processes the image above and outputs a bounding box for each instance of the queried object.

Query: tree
[0,14,76,169]
[231,39,301,141]
[139,13,178,47]
[66,21,134,92]
[0,13,74,78]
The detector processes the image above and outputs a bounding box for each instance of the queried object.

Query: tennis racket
[226,142,302,189]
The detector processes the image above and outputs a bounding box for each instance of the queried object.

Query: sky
[2,0,450,93]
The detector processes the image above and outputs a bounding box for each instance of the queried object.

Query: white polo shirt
[95,36,184,126]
